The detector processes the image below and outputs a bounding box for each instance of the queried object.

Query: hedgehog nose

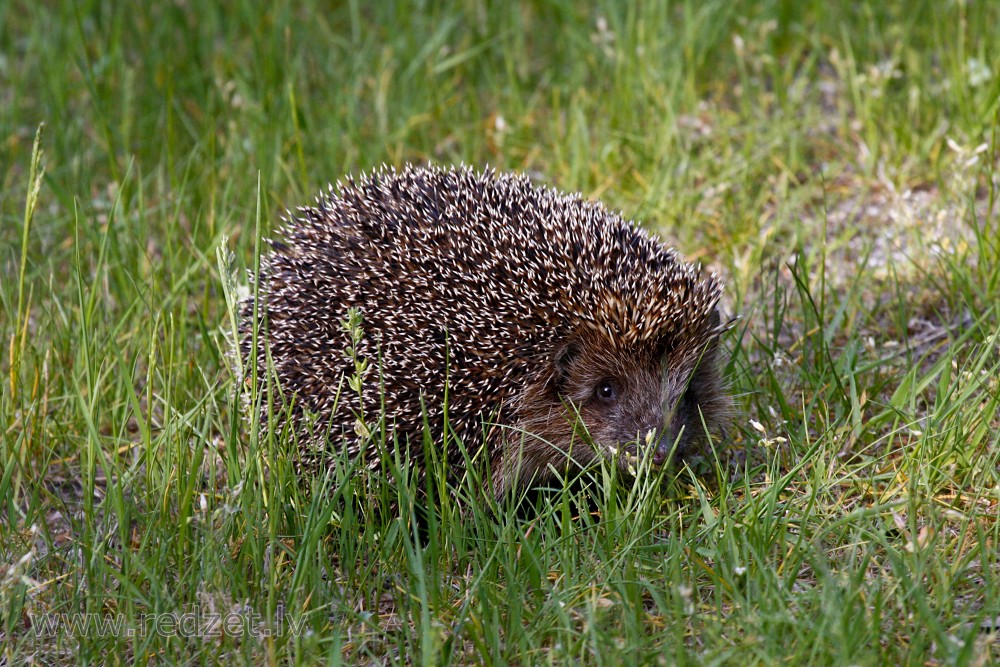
[652,428,686,467]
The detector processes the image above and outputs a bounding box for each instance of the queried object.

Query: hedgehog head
[493,238,728,495]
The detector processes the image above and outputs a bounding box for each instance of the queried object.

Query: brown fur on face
[492,312,729,498]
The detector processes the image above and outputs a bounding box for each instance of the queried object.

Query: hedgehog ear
[552,341,579,390]
[708,308,721,331]
[691,309,724,361]
[706,308,723,344]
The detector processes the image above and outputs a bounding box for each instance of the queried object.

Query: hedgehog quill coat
[241,165,728,497]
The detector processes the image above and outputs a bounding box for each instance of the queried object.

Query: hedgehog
[239,165,729,500]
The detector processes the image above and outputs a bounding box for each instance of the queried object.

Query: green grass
[3,0,1000,664]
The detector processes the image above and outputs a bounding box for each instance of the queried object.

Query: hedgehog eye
[594,379,618,403]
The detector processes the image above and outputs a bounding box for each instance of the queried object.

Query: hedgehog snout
[641,384,698,468]
[651,424,688,468]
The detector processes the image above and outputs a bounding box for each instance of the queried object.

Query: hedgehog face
[544,319,726,479]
